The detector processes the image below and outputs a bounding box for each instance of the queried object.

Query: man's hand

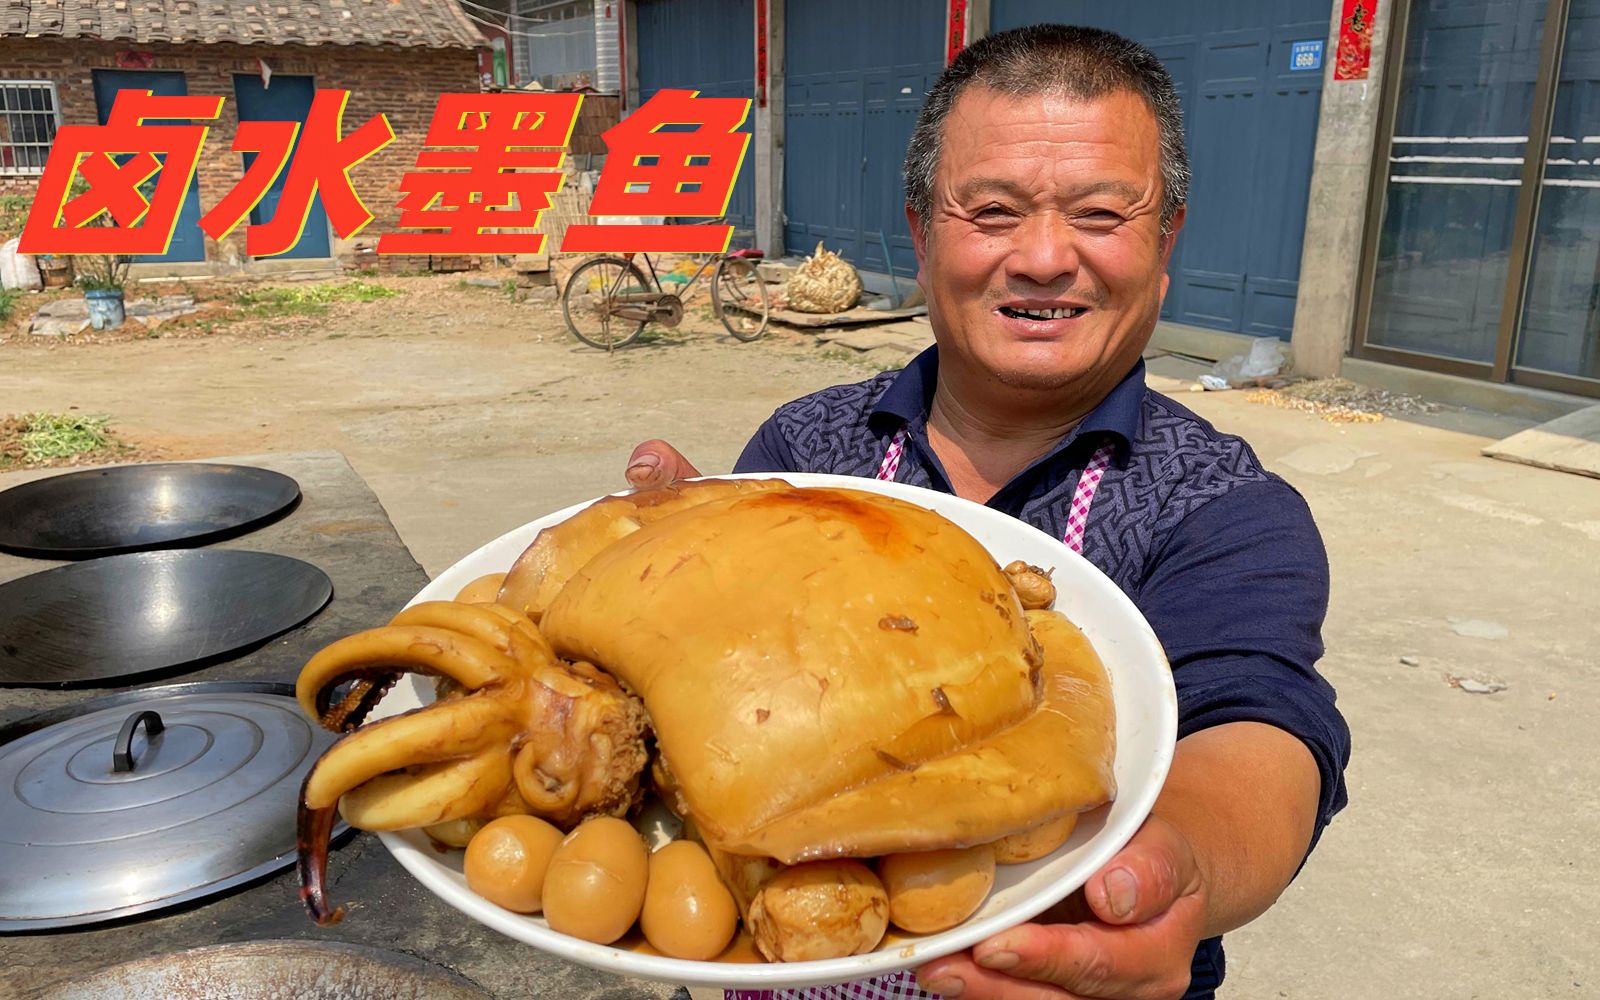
[914,814,1207,1000]
[624,439,702,490]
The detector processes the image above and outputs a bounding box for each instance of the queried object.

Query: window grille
[0,81,62,175]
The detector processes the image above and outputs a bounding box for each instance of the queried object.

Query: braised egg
[541,816,649,944]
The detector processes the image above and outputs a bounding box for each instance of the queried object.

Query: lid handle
[112,710,165,773]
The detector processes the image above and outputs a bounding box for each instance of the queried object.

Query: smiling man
[625,24,1350,1000]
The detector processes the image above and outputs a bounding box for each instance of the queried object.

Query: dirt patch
[0,271,875,572]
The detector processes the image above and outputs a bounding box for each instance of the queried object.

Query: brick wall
[0,37,486,274]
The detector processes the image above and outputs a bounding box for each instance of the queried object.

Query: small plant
[0,194,30,243]
[0,287,19,323]
[239,280,398,307]
[59,173,139,292]
[19,412,113,462]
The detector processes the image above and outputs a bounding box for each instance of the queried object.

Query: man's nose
[1005,213,1081,286]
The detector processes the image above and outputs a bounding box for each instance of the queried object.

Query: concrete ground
[2,275,1594,998]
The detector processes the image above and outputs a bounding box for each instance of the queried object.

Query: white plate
[370,473,1176,990]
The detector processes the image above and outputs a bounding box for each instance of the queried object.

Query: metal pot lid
[0,683,345,931]
[0,549,333,688]
[0,462,301,560]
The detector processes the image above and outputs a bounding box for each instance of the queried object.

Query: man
[625,24,1349,1000]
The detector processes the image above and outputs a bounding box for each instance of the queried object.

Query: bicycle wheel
[711,257,771,342]
[562,256,650,350]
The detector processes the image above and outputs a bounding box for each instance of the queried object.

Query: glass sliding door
[1366,0,1546,366]
[1517,0,1600,383]
[1357,0,1600,397]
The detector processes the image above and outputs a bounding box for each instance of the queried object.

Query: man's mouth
[998,305,1089,321]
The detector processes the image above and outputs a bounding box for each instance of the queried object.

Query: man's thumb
[1085,822,1197,926]
[625,440,699,489]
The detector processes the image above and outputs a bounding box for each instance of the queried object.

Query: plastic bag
[0,237,42,291]
[1201,337,1289,389]
[1239,337,1289,379]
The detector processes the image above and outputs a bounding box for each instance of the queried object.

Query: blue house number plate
[1290,39,1323,72]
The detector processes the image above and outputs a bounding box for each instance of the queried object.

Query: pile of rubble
[1244,377,1441,424]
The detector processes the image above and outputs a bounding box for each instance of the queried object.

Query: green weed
[236,280,399,318]
[18,412,113,463]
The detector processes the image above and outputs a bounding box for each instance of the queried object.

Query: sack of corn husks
[784,241,862,313]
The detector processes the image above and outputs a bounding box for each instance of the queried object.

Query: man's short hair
[904,24,1191,234]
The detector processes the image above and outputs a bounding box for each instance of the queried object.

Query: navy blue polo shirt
[734,347,1351,1000]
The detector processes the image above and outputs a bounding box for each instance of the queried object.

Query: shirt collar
[870,346,1146,457]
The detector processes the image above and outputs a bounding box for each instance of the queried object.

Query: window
[0,81,62,175]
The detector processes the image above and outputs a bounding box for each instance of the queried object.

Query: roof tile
[1,0,485,48]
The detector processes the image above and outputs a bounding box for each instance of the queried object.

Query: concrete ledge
[1150,321,1259,362]
[127,261,222,280]
[1340,357,1592,422]
[241,257,344,279]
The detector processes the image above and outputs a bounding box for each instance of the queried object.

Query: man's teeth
[1001,306,1084,320]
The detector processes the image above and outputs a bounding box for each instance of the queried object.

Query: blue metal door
[635,0,756,237]
[232,74,332,259]
[784,0,944,276]
[90,70,207,264]
[991,1,1330,338]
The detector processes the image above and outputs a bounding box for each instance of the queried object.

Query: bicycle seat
[729,248,765,259]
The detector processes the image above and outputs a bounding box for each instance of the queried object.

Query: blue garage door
[233,74,333,259]
[992,1,1330,338]
[91,70,207,264]
[635,0,756,237]
[784,0,945,277]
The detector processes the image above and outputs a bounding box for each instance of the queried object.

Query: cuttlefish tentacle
[297,746,516,927]
[301,695,520,812]
[389,601,556,664]
[296,624,520,730]
[339,750,515,830]
[294,595,653,928]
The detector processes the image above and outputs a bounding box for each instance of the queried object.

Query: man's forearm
[1151,720,1322,938]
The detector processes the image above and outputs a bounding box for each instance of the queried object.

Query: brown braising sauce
[742,489,915,558]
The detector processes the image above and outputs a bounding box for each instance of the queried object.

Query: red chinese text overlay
[18,89,752,257]
[202,89,394,257]
[561,90,751,254]
[20,90,222,256]
[378,92,582,255]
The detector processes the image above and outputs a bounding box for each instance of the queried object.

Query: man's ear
[905,202,929,288]
[1158,205,1186,269]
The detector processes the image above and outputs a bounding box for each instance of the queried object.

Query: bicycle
[559,221,772,351]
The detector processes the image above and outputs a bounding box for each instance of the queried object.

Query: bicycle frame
[619,250,720,307]
[618,215,734,306]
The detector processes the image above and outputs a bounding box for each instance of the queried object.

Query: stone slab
[815,328,930,354]
[29,295,201,336]
[1483,404,1600,480]
[1,450,681,1000]
[769,303,927,329]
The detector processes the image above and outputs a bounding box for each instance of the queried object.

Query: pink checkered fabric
[876,428,909,481]
[1063,442,1115,554]
[876,430,1115,554]
[726,969,932,1000]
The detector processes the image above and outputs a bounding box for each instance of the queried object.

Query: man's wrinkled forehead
[946,80,1159,133]
[935,86,1162,191]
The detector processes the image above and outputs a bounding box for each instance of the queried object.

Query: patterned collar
[866,345,1149,470]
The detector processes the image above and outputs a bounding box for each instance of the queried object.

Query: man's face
[908,86,1183,394]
